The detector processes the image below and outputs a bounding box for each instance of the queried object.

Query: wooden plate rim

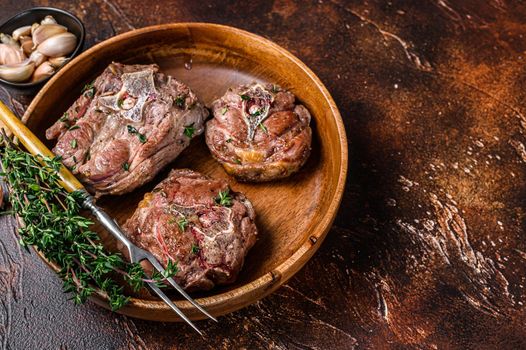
[23,23,348,319]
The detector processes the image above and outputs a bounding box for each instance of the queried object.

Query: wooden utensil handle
[0,101,86,193]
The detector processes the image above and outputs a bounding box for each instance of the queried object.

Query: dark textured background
[1,0,526,349]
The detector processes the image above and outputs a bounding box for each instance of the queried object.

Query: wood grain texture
[1,0,526,349]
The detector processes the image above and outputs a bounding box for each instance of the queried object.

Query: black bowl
[0,7,85,91]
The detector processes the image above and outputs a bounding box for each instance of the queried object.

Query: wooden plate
[23,23,348,321]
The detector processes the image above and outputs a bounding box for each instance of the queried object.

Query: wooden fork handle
[0,101,86,193]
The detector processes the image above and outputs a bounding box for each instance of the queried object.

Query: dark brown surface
[1,0,525,349]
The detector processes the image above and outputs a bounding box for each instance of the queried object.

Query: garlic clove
[28,50,47,67]
[37,32,77,58]
[32,24,68,48]
[31,61,55,82]
[12,26,31,41]
[0,33,19,47]
[0,61,35,82]
[19,36,34,56]
[48,56,68,69]
[31,23,40,36]
[41,15,57,25]
[0,44,26,65]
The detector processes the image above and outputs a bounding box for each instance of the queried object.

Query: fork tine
[146,281,203,335]
[146,255,218,322]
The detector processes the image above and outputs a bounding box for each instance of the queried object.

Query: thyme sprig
[0,136,177,310]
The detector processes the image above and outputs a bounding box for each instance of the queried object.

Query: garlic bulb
[0,61,35,82]
[19,36,33,56]
[48,56,68,68]
[12,26,31,41]
[41,15,57,25]
[0,44,26,65]
[37,32,77,58]
[32,24,68,48]
[28,50,46,67]
[31,61,55,82]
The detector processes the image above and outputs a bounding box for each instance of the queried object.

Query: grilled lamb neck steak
[46,62,208,196]
[123,169,258,291]
[205,82,312,181]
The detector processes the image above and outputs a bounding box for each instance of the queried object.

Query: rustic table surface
[1,0,525,349]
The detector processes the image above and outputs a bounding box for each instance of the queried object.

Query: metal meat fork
[0,101,216,334]
[83,196,217,333]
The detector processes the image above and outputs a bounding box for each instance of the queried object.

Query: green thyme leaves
[177,216,188,232]
[127,125,147,144]
[215,189,233,207]
[59,112,69,122]
[175,95,186,108]
[258,123,268,133]
[82,82,95,98]
[0,137,177,311]
[184,123,195,138]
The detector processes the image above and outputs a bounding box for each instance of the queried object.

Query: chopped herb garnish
[122,162,130,171]
[234,158,242,165]
[127,125,147,143]
[177,217,188,232]
[162,260,178,279]
[70,139,77,149]
[86,151,91,161]
[72,156,77,163]
[117,98,124,109]
[240,94,250,101]
[226,138,233,143]
[59,113,69,122]
[251,110,262,117]
[215,189,233,207]
[191,244,200,255]
[258,123,268,133]
[69,125,80,131]
[82,82,95,98]
[175,95,185,108]
[184,123,195,138]
[221,107,228,115]
[81,82,93,93]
